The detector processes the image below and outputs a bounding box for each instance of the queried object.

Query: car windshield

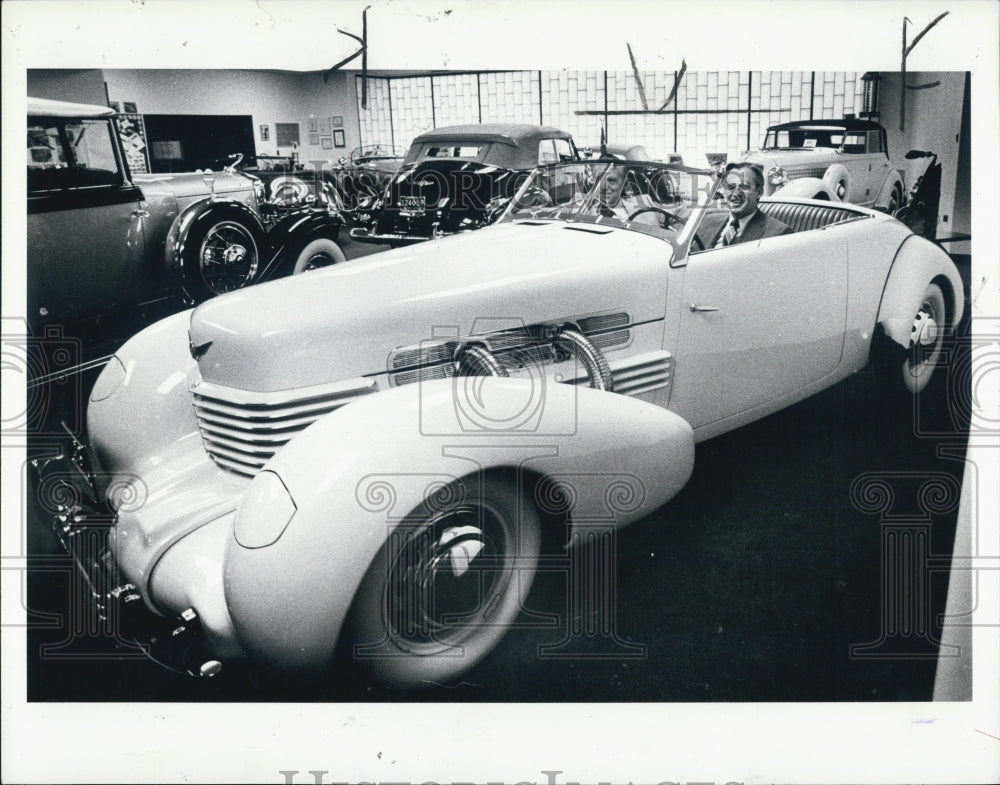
[499,161,716,242]
[763,126,847,150]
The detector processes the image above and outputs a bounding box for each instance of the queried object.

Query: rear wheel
[292,238,346,274]
[347,474,540,689]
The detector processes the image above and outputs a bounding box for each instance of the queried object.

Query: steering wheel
[626,207,704,250]
[627,207,682,228]
[516,187,554,209]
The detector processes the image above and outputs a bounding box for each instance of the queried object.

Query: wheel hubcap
[907,300,942,378]
[385,504,510,651]
[200,222,259,294]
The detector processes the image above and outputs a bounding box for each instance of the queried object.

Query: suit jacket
[698,209,792,248]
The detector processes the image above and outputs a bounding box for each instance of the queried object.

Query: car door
[668,218,849,433]
[27,116,146,324]
[841,130,889,206]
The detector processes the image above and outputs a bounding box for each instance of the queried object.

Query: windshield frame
[499,159,720,252]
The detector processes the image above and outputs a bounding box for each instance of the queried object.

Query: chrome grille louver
[567,351,673,397]
[192,377,377,476]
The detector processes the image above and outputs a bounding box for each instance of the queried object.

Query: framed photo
[333,129,346,148]
[308,133,320,146]
[108,100,121,112]
[331,115,343,127]
[318,116,332,136]
[307,117,318,133]
[276,122,300,147]
[320,137,333,150]
[260,124,270,142]
[123,101,137,114]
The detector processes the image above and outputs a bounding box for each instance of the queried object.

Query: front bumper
[349,225,439,245]
[30,430,230,677]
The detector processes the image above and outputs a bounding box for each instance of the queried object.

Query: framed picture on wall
[307,117,318,133]
[318,117,332,136]
[321,137,333,150]
[333,129,346,148]
[331,115,343,127]
[309,133,320,146]
[123,101,138,114]
[109,101,121,112]
[276,123,300,147]
[260,124,270,142]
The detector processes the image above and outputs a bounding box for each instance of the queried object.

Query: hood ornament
[189,335,213,360]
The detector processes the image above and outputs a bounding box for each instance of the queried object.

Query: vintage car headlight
[89,356,126,402]
[234,470,297,548]
[768,166,788,186]
[250,175,266,203]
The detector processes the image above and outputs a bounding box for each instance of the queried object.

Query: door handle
[132,208,150,218]
[689,304,720,312]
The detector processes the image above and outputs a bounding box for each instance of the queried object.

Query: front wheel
[346,474,541,689]
[292,238,346,274]
[875,282,947,395]
[182,214,262,301]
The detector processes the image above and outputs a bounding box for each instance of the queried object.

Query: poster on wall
[115,113,150,174]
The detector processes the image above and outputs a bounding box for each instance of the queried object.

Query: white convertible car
[37,159,964,688]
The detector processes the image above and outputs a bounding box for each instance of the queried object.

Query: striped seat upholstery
[759,201,859,234]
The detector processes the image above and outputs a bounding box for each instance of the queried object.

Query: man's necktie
[718,218,740,247]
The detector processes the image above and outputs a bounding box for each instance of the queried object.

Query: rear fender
[263,209,344,276]
[223,377,695,670]
[875,234,965,349]
[874,171,905,211]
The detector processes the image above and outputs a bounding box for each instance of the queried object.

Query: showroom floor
[22,251,973,703]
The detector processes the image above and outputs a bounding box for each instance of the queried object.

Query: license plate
[399,195,426,217]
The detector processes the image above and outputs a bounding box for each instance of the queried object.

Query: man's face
[598,168,626,204]
[721,168,760,220]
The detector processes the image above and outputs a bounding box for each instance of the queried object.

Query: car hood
[133,171,253,200]
[189,220,672,392]
[745,149,840,170]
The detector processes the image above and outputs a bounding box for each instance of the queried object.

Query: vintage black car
[350,123,578,245]
[27,98,345,328]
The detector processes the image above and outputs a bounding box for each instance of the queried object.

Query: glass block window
[540,70,605,149]
[389,76,435,150]
[432,73,481,128]
[480,71,539,124]
[356,76,393,149]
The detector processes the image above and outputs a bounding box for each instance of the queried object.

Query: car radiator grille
[192,377,377,476]
[785,166,828,180]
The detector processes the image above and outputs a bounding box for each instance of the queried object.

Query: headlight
[768,166,787,186]
[251,177,266,203]
[234,470,297,548]
[90,356,126,402]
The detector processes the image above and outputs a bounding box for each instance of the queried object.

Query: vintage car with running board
[350,123,578,246]
[744,117,905,211]
[27,98,345,328]
[35,158,963,688]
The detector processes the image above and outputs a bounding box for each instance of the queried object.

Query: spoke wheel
[198,221,260,295]
[348,475,540,688]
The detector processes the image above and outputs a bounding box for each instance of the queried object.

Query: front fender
[224,377,695,671]
[774,177,835,200]
[876,233,965,349]
[164,198,267,280]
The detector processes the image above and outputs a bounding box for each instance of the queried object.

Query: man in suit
[698,162,792,248]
